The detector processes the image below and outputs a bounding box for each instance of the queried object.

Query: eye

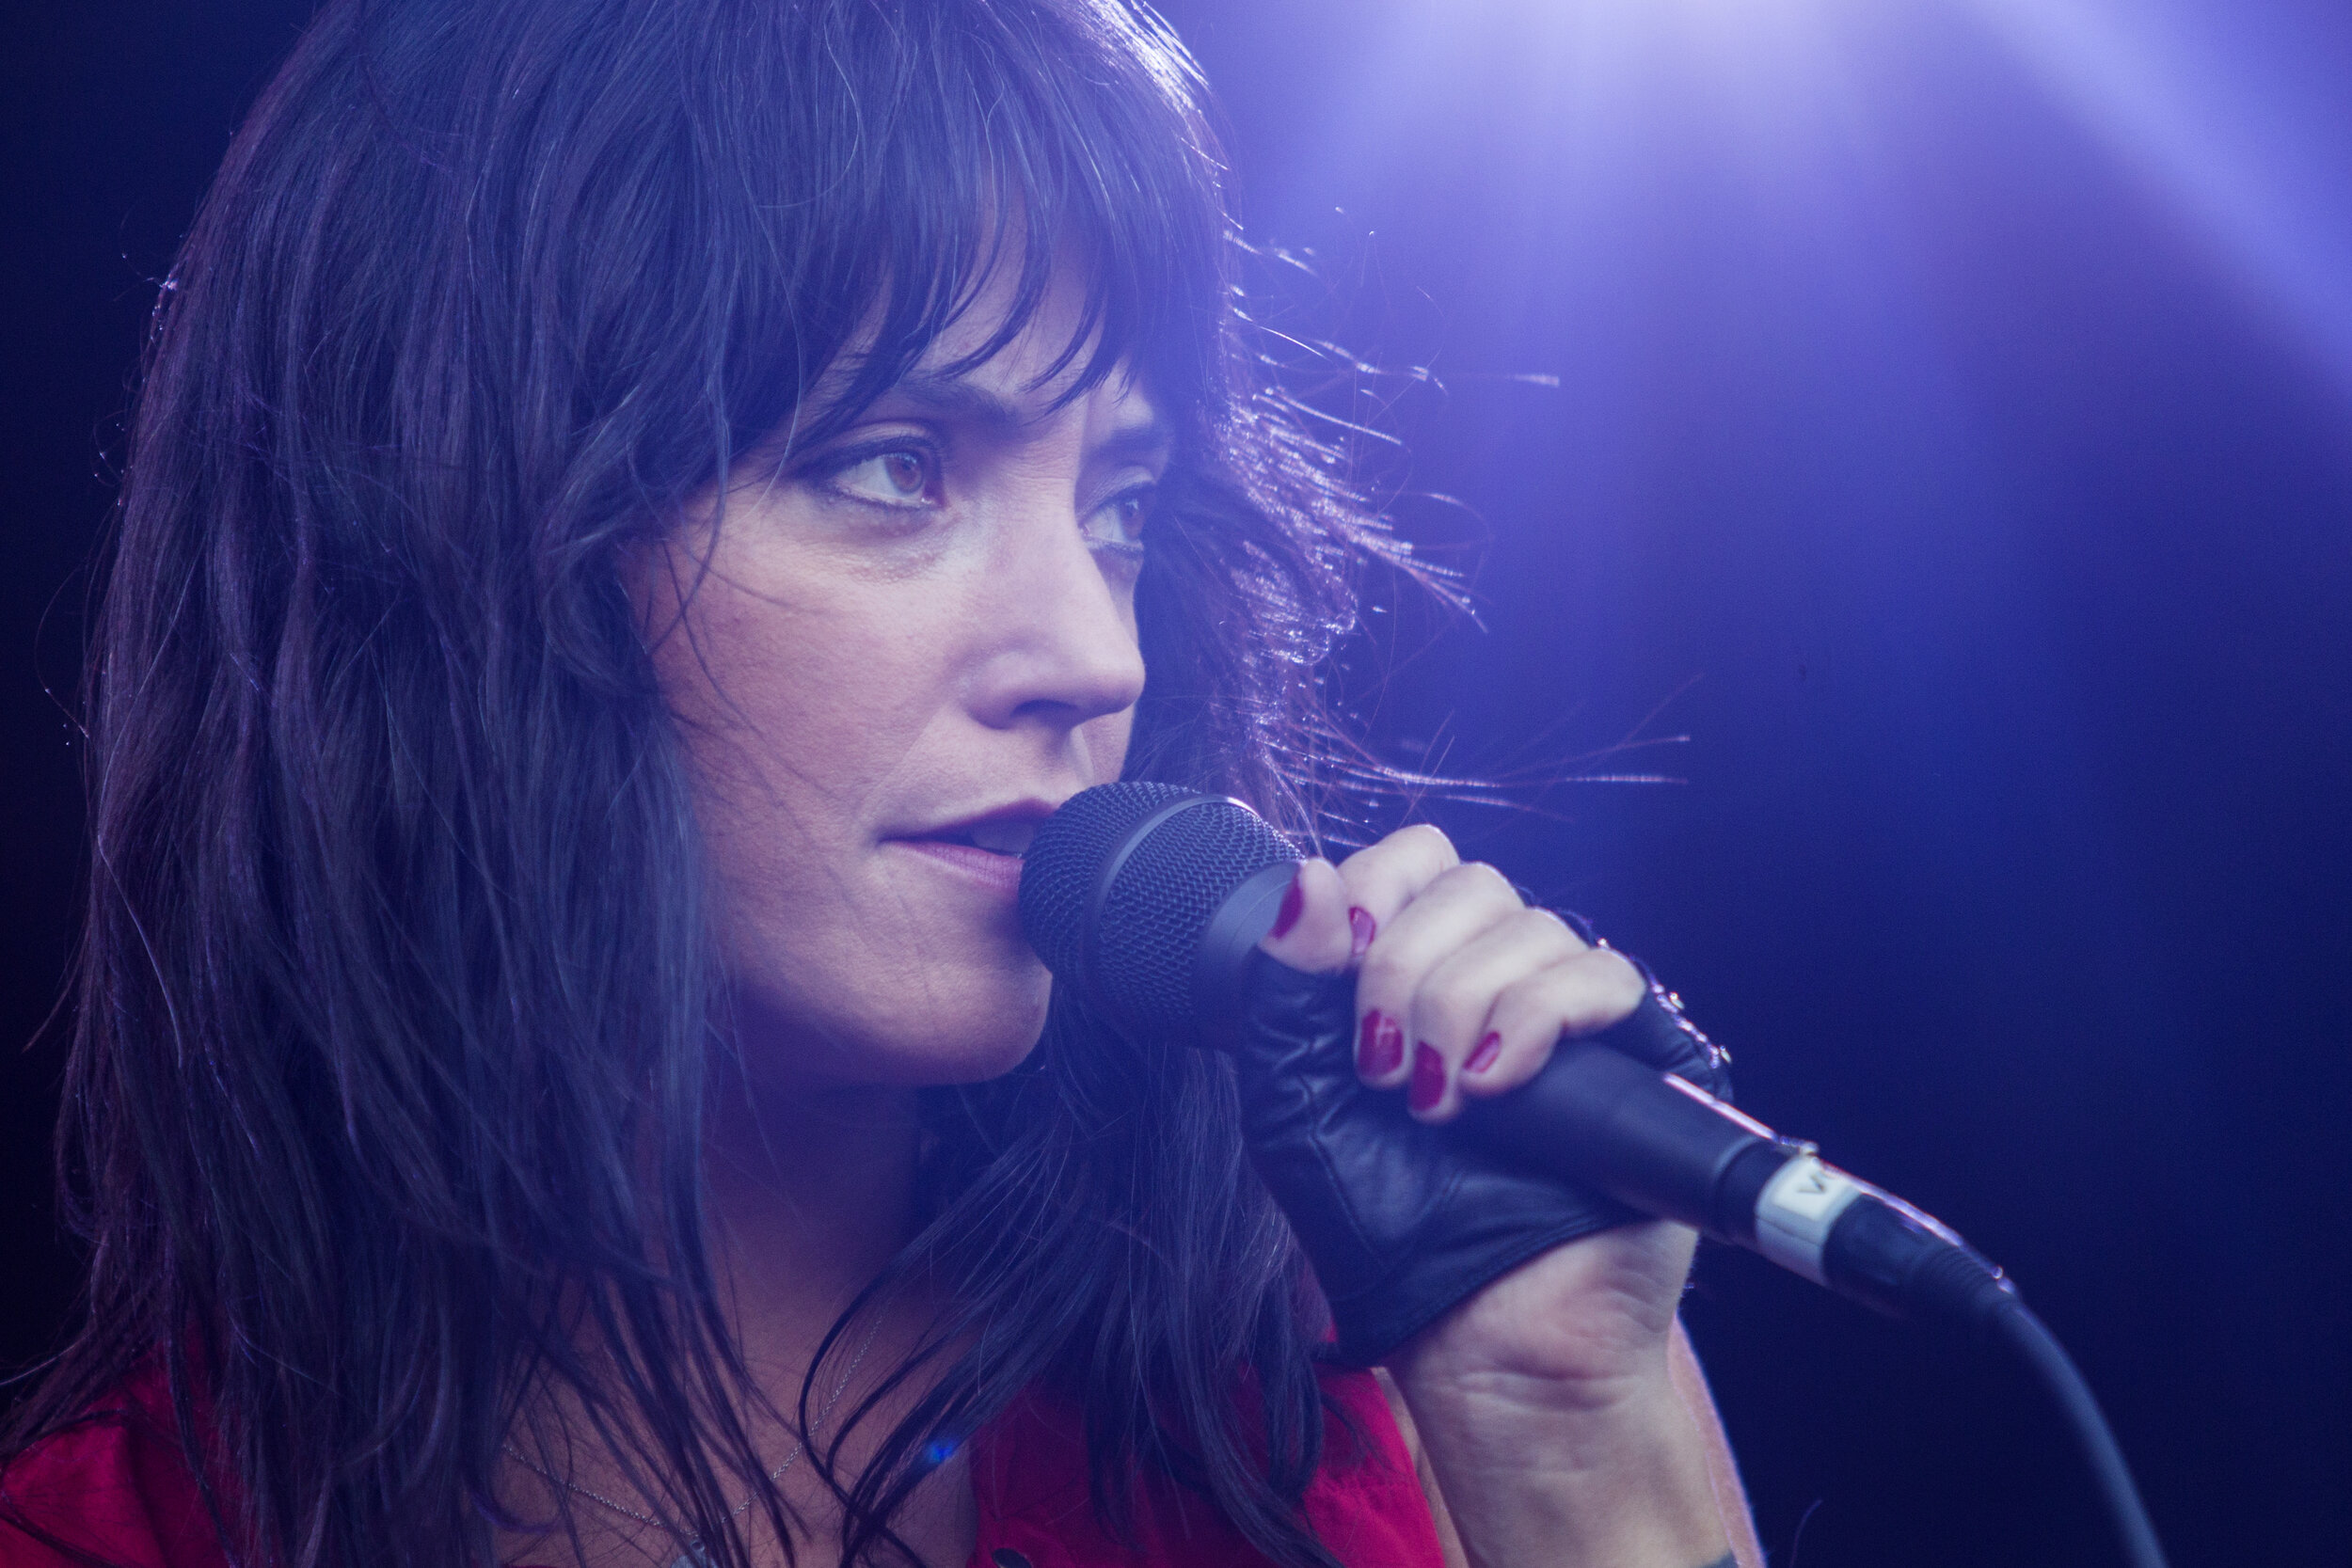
[1082,484,1154,561]
[823,445,941,509]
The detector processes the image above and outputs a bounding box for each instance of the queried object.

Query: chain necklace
[506,1307,886,1567]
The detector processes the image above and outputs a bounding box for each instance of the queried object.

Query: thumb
[1257,858,1354,974]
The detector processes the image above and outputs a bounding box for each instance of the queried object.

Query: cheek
[645,571,1051,1085]
[652,557,924,861]
[1078,705,1136,784]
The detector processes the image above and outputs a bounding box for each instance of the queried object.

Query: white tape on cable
[1754,1154,1867,1284]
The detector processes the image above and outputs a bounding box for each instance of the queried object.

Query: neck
[495,1063,975,1568]
[702,1069,929,1378]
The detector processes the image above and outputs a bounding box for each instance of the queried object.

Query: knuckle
[1343,831,1433,886]
[1355,945,1413,998]
[1413,967,1489,1040]
[1533,950,1643,1033]
[1398,822,1459,865]
[1437,860,1517,906]
[1488,968,1555,1026]
[1333,863,1402,917]
[1581,946,1648,1003]
[1519,960,1602,1024]
[1463,860,1514,892]
[1510,906,1580,952]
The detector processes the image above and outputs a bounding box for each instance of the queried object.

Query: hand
[1261,827,1684,1386]
[1253,827,1754,1567]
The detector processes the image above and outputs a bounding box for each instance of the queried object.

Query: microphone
[1021,783,2169,1568]
[1017,782,2014,1336]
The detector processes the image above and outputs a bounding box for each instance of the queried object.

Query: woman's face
[639,277,1161,1090]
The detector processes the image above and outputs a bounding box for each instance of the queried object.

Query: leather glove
[1232,947,1731,1367]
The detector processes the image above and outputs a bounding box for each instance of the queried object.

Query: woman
[1,1,1763,1565]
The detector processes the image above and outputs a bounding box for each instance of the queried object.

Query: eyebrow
[876,372,1174,463]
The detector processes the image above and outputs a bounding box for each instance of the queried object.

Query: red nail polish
[1466,1032,1503,1074]
[1347,907,1375,961]
[1268,873,1305,940]
[1358,1011,1404,1078]
[1409,1042,1446,1113]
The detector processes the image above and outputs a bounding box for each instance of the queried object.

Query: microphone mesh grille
[1018,781,1195,991]
[1020,782,1300,1036]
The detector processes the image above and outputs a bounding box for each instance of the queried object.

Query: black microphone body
[1020,782,2017,1337]
[1460,1039,2017,1335]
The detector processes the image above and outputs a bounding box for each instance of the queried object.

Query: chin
[878,965,1055,1084]
[727,954,1054,1089]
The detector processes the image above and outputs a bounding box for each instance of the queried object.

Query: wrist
[1386,1248,1692,1422]
[1392,1360,1733,1568]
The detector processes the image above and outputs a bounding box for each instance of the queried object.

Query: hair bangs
[727,0,1230,456]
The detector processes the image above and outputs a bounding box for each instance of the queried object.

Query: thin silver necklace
[507,1308,886,1567]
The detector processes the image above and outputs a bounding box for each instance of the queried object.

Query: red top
[0,1368,1444,1568]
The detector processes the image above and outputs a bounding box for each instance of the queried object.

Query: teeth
[964,819,1037,856]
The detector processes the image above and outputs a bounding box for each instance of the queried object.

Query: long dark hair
[4,1,1391,1565]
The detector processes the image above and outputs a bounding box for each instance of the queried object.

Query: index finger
[1333,824,1461,952]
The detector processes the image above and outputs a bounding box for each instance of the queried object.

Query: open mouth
[921,820,1037,857]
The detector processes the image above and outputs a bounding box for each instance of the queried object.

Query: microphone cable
[1993,1300,2169,1568]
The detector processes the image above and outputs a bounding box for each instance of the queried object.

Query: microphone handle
[1458,1042,2019,1336]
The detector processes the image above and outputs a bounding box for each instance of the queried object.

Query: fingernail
[1358,1011,1404,1078]
[1465,1032,1503,1074]
[1347,907,1375,961]
[1408,1042,1446,1113]
[1268,873,1305,940]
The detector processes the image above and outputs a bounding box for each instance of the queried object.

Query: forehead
[925,253,1095,388]
[821,259,1163,436]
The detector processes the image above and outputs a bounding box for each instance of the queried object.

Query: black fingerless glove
[1232,949,1731,1368]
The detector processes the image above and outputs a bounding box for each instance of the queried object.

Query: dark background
[5,2,2346,1565]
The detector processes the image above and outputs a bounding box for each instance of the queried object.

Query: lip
[889,837,1025,896]
[881,798,1060,898]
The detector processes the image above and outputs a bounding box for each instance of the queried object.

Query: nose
[962,503,1148,734]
